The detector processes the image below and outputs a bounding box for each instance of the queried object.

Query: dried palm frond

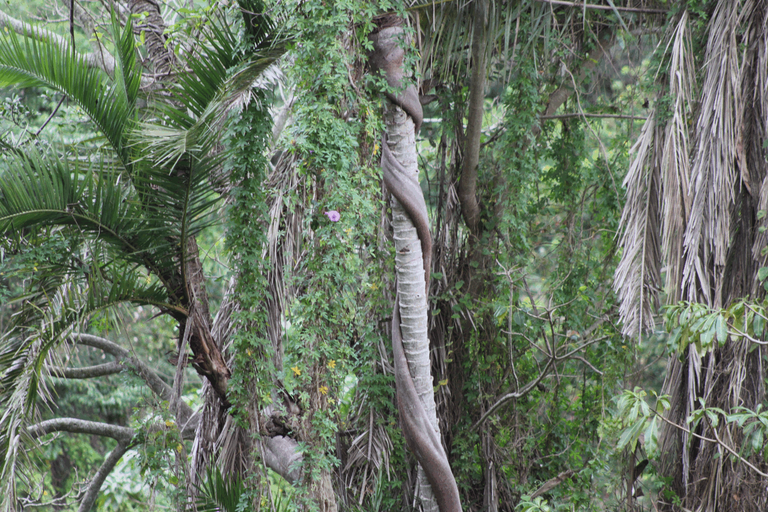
[265,149,304,370]
[341,410,393,506]
[748,5,768,290]
[680,0,744,307]
[655,3,768,510]
[614,109,662,338]
[188,278,238,492]
[660,11,695,304]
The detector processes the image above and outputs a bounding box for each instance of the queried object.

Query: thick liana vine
[370,18,461,512]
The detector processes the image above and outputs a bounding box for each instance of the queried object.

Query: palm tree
[615,2,768,510]
[0,9,284,510]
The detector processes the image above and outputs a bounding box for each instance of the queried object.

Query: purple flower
[324,210,340,222]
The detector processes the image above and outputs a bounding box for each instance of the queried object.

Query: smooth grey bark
[77,441,130,512]
[73,333,194,425]
[384,102,440,512]
[28,418,134,442]
[46,361,123,379]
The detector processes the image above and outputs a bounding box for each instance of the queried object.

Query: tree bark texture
[457,0,487,237]
[77,441,130,512]
[371,20,461,512]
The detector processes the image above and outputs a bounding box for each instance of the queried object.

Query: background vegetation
[1,0,766,511]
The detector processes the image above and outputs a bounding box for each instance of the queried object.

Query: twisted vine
[370,19,461,512]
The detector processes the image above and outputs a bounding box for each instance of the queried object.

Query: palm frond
[0,17,139,164]
[614,109,662,338]
[195,465,245,512]
[0,149,183,288]
[135,25,285,169]
[0,256,174,510]
[681,0,744,307]
[660,11,695,303]
[0,331,47,512]
[748,4,768,286]
[111,11,141,110]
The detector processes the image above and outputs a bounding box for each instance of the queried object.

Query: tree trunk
[384,102,440,512]
[371,19,461,512]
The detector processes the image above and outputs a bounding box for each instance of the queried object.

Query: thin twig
[69,0,75,56]
[655,412,768,479]
[472,358,555,431]
[34,95,66,137]
[541,113,647,121]
[532,0,667,14]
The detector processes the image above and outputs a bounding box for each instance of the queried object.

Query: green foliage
[98,449,163,511]
[195,466,246,512]
[612,387,669,455]
[0,14,138,163]
[727,405,768,461]
[0,3,284,508]
[1,0,731,510]
[224,103,274,424]
[517,496,553,512]
[664,300,768,358]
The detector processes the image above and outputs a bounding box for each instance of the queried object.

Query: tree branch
[263,435,303,484]
[457,0,487,236]
[47,361,124,379]
[656,411,768,479]
[471,358,555,431]
[61,0,116,75]
[540,113,647,121]
[530,469,575,498]
[77,441,129,512]
[0,9,113,73]
[537,29,615,133]
[533,0,668,14]
[27,418,134,442]
[73,333,194,424]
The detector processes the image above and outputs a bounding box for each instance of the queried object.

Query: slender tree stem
[34,95,66,136]
[533,0,667,13]
[541,113,647,121]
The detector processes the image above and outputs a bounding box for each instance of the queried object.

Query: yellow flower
[165,420,175,428]
[176,444,183,453]
[319,385,329,395]
[291,366,301,376]
[327,360,336,369]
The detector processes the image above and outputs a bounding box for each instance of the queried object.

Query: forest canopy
[1,0,767,511]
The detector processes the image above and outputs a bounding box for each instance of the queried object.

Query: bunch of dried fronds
[616,2,768,510]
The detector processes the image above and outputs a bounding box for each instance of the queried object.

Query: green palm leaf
[195,466,246,512]
[0,15,139,164]
[0,255,174,510]
[137,19,286,168]
[0,149,181,288]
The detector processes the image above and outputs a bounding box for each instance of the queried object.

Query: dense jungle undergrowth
[2,1,768,511]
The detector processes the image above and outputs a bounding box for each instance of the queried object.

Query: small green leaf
[754,314,765,338]
[715,315,728,345]
[759,267,768,282]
